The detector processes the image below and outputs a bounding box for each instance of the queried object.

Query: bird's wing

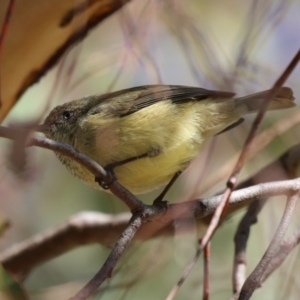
[88,85,235,117]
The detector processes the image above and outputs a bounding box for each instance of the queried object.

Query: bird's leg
[95,153,149,189]
[153,171,182,206]
[95,148,161,189]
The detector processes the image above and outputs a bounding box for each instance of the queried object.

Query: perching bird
[42,85,295,194]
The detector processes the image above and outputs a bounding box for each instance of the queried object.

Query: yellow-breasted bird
[42,85,295,194]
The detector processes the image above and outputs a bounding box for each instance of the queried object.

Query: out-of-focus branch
[230,143,300,294]
[238,193,299,300]
[232,199,267,294]
[0,212,131,280]
[260,228,300,283]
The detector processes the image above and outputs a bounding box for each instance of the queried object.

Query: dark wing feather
[88,85,235,117]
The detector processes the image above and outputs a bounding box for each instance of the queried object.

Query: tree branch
[2,178,300,279]
[238,192,299,300]
[0,126,144,211]
[232,199,267,294]
[69,213,143,300]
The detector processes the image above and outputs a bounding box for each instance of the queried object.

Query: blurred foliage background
[0,0,300,299]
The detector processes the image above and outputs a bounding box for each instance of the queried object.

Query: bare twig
[199,108,300,194]
[238,192,299,300]
[232,199,267,294]
[260,228,300,283]
[231,143,300,293]
[228,49,300,182]
[166,190,231,300]
[166,246,201,300]
[69,213,143,300]
[202,241,210,300]
[200,142,300,225]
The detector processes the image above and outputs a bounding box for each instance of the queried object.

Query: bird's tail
[235,87,295,114]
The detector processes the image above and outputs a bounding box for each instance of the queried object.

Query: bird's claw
[95,167,117,190]
[153,198,170,211]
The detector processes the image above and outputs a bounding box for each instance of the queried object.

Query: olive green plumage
[43,85,295,194]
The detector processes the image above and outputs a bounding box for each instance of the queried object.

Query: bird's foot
[95,165,117,189]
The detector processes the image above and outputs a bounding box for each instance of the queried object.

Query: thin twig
[202,241,210,300]
[166,246,201,300]
[69,213,143,300]
[231,142,300,293]
[220,48,300,236]
[260,228,300,283]
[199,108,300,194]
[232,199,267,294]
[229,48,300,182]
[238,192,299,300]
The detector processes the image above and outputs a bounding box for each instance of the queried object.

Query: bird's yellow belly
[65,99,240,194]
[63,135,202,194]
[113,141,202,194]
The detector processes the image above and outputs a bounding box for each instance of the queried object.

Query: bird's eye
[62,111,72,120]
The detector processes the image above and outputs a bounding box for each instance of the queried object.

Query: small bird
[42,85,295,195]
